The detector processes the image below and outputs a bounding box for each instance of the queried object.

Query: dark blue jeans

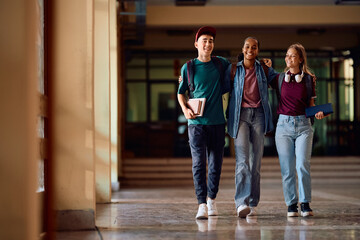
[188,124,225,204]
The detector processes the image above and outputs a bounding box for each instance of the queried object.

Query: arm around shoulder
[267,67,279,84]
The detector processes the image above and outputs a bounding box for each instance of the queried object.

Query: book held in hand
[305,103,333,118]
[187,98,206,117]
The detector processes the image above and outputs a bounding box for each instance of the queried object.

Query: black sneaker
[287,203,299,217]
[300,203,314,217]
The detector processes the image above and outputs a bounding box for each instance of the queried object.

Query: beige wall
[0,0,40,239]
[50,0,96,230]
[136,5,360,51]
[147,6,360,26]
[138,28,360,51]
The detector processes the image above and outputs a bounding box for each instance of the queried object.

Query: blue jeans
[234,107,265,208]
[275,114,314,206]
[188,124,225,204]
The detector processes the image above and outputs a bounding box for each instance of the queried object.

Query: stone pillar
[0,0,40,239]
[109,0,120,192]
[48,0,96,230]
[94,0,112,202]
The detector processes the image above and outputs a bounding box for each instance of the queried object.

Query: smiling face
[195,34,214,57]
[242,38,259,61]
[285,47,303,70]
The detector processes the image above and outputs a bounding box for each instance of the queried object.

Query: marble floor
[56,179,360,240]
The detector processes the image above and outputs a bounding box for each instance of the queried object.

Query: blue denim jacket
[226,60,277,138]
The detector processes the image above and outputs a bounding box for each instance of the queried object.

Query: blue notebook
[305,103,333,118]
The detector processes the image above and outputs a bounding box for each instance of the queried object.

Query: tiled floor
[56,179,360,240]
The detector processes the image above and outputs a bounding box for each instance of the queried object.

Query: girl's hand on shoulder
[315,111,325,120]
[179,75,183,84]
[262,58,272,67]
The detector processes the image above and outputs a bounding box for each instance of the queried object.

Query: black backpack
[185,56,225,98]
[186,57,269,96]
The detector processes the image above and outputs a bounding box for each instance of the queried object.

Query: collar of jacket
[236,59,261,67]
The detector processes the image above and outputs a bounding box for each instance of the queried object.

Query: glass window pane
[307,58,330,78]
[149,59,173,80]
[274,52,286,58]
[126,83,147,122]
[258,52,272,58]
[273,57,286,72]
[149,58,187,80]
[150,84,176,122]
[127,58,146,80]
[339,79,354,121]
[332,58,354,121]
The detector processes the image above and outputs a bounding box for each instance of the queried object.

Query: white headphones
[284,70,304,83]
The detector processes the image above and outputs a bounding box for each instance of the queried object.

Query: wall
[138,5,360,51]
[0,0,40,239]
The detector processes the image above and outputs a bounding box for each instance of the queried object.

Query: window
[124,50,355,157]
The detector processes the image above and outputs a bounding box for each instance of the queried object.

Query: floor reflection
[56,181,360,240]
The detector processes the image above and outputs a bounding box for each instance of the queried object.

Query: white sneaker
[196,219,208,232]
[237,205,250,218]
[208,216,218,231]
[196,203,208,219]
[248,207,257,216]
[207,198,218,216]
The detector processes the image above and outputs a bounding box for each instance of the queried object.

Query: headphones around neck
[284,70,304,83]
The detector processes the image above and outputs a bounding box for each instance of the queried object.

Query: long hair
[285,43,314,77]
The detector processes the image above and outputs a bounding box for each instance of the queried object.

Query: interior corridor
[56,157,360,240]
[2,1,360,239]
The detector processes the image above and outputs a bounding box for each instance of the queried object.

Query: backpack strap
[228,62,237,94]
[186,56,226,98]
[186,59,195,98]
[304,74,315,125]
[304,75,313,106]
[211,56,224,91]
[260,59,269,78]
[230,63,237,82]
[278,72,285,95]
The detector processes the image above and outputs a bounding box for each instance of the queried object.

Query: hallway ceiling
[121,0,360,48]
[148,0,356,6]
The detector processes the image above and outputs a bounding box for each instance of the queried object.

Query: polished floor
[56,178,360,240]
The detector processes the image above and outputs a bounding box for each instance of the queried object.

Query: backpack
[278,72,315,124]
[186,57,269,95]
[186,56,229,116]
[186,56,225,98]
[185,57,269,116]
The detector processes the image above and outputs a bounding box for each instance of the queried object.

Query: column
[48,0,96,230]
[109,0,120,191]
[0,0,40,239]
[94,0,112,203]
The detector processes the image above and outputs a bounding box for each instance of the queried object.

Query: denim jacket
[226,59,277,138]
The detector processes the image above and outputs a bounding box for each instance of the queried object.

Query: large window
[126,83,147,122]
[124,52,190,157]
